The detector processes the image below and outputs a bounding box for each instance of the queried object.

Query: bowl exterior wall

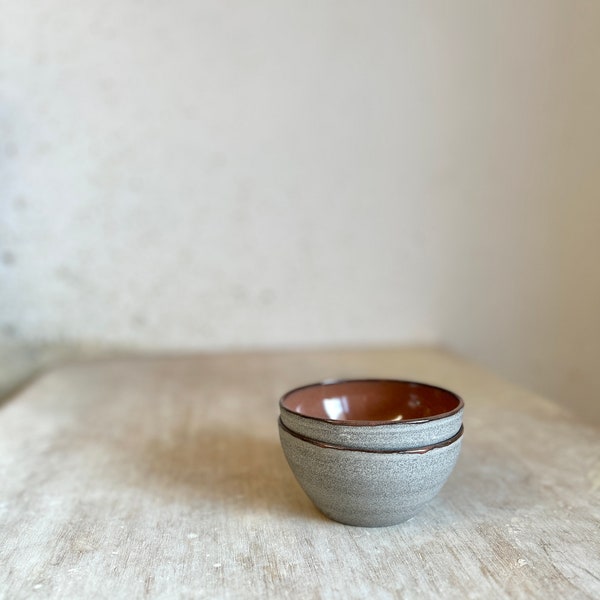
[280,407,463,451]
[279,424,462,527]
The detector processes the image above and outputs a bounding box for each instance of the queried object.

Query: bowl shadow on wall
[125,426,323,521]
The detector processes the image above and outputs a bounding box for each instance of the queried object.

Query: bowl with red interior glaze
[279,379,463,451]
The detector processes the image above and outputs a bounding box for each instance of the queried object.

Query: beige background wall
[1,1,599,422]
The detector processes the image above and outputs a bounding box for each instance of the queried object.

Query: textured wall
[436,2,600,423]
[1,2,599,421]
[2,1,455,348]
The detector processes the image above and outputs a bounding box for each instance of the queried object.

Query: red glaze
[280,379,463,424]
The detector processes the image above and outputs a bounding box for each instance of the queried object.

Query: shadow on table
[415,435,549,528]
[121,426,323,521]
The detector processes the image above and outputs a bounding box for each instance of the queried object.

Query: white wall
[1,2,599,421]
[436,2,600,423]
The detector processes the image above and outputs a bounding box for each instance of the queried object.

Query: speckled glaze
[280,379,464,451]
[279,420,463,527]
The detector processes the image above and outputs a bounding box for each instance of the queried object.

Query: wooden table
[1,348,599,599]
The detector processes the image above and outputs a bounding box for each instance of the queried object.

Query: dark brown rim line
[278,418,464,454]
[279,378,464,427]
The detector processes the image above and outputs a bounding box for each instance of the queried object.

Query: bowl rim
[278,418,464,454]
[279,378,464,426]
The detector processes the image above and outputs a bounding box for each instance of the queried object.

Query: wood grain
[0,348,599,599]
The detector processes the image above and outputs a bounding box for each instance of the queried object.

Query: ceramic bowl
[279,379,463,451]
[279,418,463,527]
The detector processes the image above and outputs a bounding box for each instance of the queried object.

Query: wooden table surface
[1,348,599,599]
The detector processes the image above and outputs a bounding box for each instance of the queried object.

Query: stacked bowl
[278,379,464,527]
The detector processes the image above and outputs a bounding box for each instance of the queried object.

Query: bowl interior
[280,379,462,423]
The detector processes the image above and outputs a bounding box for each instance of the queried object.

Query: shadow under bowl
[280,379,464,451]
[279,418,463,527]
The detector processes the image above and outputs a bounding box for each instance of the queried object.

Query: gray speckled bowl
[280,379,463,451]
[279,419,463,527]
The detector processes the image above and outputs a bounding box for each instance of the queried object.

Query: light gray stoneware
[279,419,463,527]
[279,379,464,451]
